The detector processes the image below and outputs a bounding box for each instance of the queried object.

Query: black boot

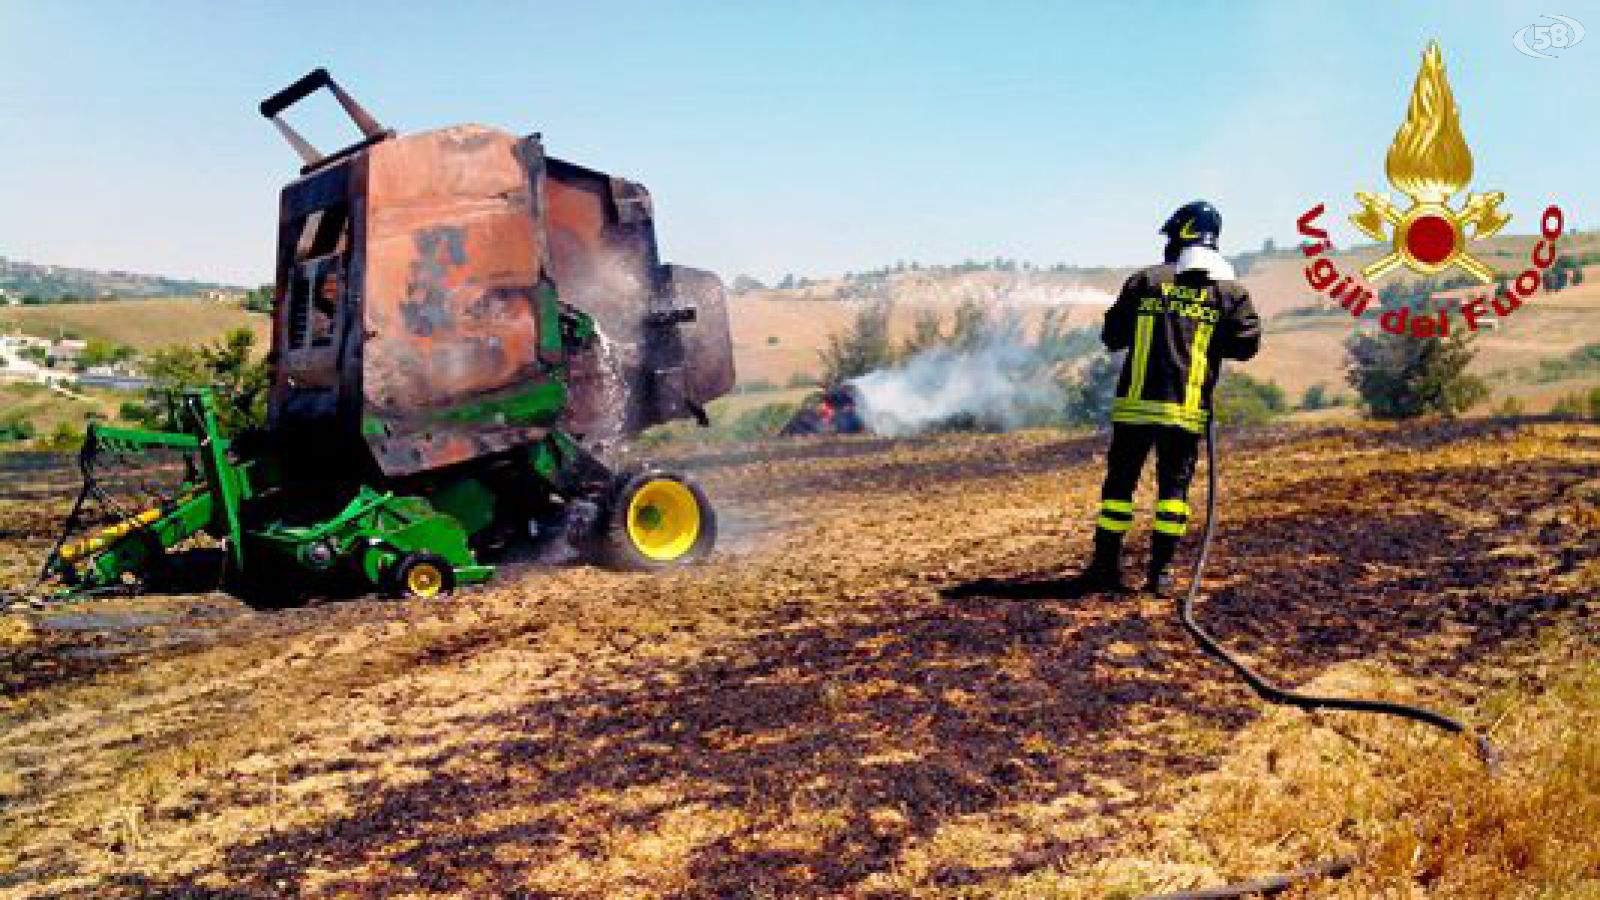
[1071,530,1128,594]
[1146,532,1180,597]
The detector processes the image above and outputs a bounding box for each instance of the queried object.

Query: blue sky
[1,1,1595,285]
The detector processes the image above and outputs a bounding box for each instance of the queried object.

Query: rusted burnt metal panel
[545,161,734,436]
[265,115,736,477]
[360,126,552,475]
[544,161,655,435]
[661,265,736,406]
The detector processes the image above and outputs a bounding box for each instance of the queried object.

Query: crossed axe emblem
[1350,189,1511,284]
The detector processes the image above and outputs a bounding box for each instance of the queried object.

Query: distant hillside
[0,255,247,302]
[726,229,1600,414]
[0,299,267,352]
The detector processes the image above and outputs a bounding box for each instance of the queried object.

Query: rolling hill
[731,230,1600,414]
[0,299,268,353]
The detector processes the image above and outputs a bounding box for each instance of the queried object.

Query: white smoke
[849,327,1069,437]
[842,276,1114,437]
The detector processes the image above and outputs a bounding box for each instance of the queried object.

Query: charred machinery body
[41,70,732,601]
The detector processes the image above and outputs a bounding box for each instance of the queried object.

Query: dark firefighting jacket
[1102,260,1261,432]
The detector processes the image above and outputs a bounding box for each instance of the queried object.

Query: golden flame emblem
[1351,41,1509,283]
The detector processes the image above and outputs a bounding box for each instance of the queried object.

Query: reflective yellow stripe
[1111,398,1209,432]
[1128,314,1154,401]
[1156,498,1190,516]
[1185,321,1214,412]
[1101,499,1134,513]
[1096,515,1133,532]
[1153,518,1187,536]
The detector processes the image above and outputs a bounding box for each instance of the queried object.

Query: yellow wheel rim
[405,562,445,598]
[626,479,702,562]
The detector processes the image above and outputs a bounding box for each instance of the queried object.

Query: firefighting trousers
[1093,423,1199,540]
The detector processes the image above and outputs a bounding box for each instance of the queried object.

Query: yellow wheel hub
[626,479,702,562]
[405,562,445,598]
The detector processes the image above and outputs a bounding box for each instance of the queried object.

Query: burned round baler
[38,70,733,603]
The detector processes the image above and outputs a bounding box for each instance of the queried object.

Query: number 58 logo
[1513,14,1585,58]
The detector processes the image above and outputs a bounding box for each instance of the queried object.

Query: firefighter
[1072,200,1261,595]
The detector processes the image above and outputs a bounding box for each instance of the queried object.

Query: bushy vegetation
[0,413,35,444]
[1214,371,1290,426]
[77,339,136,372]
[1345,329,1488,420]
[1527,342,1600,383]
[1062,352,1121,427]
[135,328,268,433]
[818,302,896,385]
[1547,388,1600,421]
[725,402,798,440]
[1298,382,1346,411]
[242,285,274,314]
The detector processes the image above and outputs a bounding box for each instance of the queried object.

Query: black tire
[600,470,717,571]
[386,552,456,600]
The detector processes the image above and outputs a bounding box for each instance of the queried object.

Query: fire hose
[1139,412,1499,900]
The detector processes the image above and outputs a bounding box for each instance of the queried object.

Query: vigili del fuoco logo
[1296,41,1568,339]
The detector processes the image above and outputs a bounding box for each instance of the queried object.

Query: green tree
[818,302,894,384]
[139,328,268,433]
[1588,387,1600,421]
[1345,329,1487,419]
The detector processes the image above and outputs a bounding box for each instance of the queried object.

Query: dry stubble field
[0,421,1596,898]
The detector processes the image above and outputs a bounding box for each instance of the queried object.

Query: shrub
[1589,387,1600,421]
[1550,394,1585,420]
[1300,382,1332,410]
[0,414,34,443]
[1214,371,1289,426]
[42,421,82,451]
[1345,329,1487,419]
[1063,352,1122,427]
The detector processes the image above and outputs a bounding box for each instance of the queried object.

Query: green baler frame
[45,389,493,601]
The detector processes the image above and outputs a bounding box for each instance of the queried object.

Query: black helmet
[1160,200,1222,250]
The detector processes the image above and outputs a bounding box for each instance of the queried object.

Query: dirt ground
[0,421,1595,898]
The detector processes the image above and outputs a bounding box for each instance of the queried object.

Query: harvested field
[0,421,1595,897]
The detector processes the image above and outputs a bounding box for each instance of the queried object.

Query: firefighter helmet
[1160,200,1222,249]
